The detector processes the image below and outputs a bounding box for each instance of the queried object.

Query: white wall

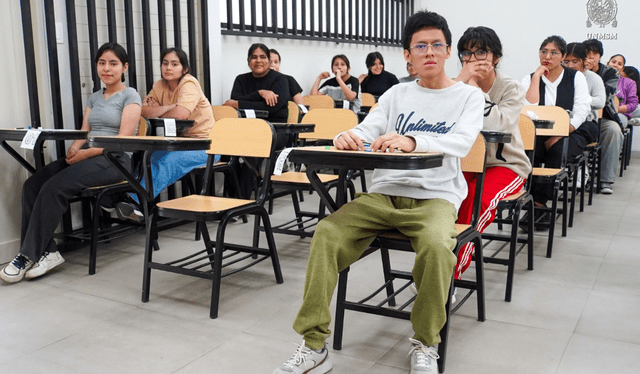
[0,1,35,263]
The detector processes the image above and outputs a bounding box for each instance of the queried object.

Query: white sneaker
[273,340,332,374]
[410,283,457,304]
[600,182,613,195]
[0,254,34,283]
[408,338,439,374]
[25,251,65,280]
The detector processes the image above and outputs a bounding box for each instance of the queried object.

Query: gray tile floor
[1,153,639,374]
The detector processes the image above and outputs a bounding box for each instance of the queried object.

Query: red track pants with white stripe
[455,166,525,279]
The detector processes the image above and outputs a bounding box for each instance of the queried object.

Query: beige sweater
[483,72,531,178]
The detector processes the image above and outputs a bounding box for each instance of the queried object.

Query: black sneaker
[116,197,144,222]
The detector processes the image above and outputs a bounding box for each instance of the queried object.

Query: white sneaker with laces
[600,182,613,195]
[0,254,34,283]
[408,338,439,374]
[273,340,332,374]
[25,251,65,280]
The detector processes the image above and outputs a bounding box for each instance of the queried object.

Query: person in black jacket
[223,43,291,123]
[358,51,400,98]
[583,38,622,194]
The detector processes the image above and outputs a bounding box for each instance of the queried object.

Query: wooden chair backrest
[361,92,376,107]
[299,109,358,140]
[518,114,536,151]
[137,117,148,136]
[460,134,486,174]
[208,118,274,158]
[302,95,335,109]
[370,103,379,111]
[287,101,300,123]
[521,105,570,137]
[212,105,239,121]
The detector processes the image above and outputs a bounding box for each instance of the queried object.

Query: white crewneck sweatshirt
[335,80,484,211]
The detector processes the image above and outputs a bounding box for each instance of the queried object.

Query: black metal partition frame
[221,0,413,46]
[19,0,212,157]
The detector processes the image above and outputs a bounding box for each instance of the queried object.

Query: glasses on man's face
[459,50,488,62]
[411,43,448,55]
[540,49,561,57]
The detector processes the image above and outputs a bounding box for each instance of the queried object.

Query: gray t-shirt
[86,87,141,137]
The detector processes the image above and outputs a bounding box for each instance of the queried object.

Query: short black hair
[565,42,587,62]
[583,38,604,56]
[457,26,503,66]
[247,43,270,60]
[402,10,452,51]
[540,35,567,56]
[331,54,351,69]
[160,47,190,75]
[95,42,129,82]
[365,52,384,71]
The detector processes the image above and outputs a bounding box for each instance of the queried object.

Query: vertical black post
[325,0,330,38]
[201,0,211,101]
[271,0,277,34]
[318,0,323,38]
[310,0,315,37]
[261,0,268,32]
[187,0,197,78]
[43,1,65,158]
[20,0,41,129]
[283,0,288,35]
[292,0,297,36]
[124,0,137,88]
[251,0,258,32]
[142,0,154,93]
[158,0,167,52]
[238,0,245,31]
[107,0,117,42]
[87,0,100,92]
[301,0,306,37]
[225,0,233,30]
[65,0,83,130]
[173,0,181,48]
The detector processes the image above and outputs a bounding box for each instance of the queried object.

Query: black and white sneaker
[273,340,332,374]
[116,198,144,222]
[0,254,34,283]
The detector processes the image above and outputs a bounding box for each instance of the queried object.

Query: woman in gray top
[0,43,141,283]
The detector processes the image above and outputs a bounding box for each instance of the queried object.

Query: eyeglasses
[410,43,448,55]
[539,49,562,57]
[459,50,489,62]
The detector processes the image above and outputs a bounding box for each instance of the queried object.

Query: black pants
[531,131,589,206]
[20,153,130,261]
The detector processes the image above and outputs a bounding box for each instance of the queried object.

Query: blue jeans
[130,150,219,203]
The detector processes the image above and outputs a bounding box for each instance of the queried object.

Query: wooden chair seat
[270,171,338,185]
[157,194,254,214]
[532,167,563,177]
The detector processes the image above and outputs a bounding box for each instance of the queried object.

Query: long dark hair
[365,52,384,74]
[160,47,190,82]
[623,66,640,98]
[95,42,129,82]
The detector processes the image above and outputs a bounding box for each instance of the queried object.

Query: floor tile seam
[0,353,85,374]
[568,331,640,348]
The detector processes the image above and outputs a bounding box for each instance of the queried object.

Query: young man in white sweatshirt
[273,10,484,374]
